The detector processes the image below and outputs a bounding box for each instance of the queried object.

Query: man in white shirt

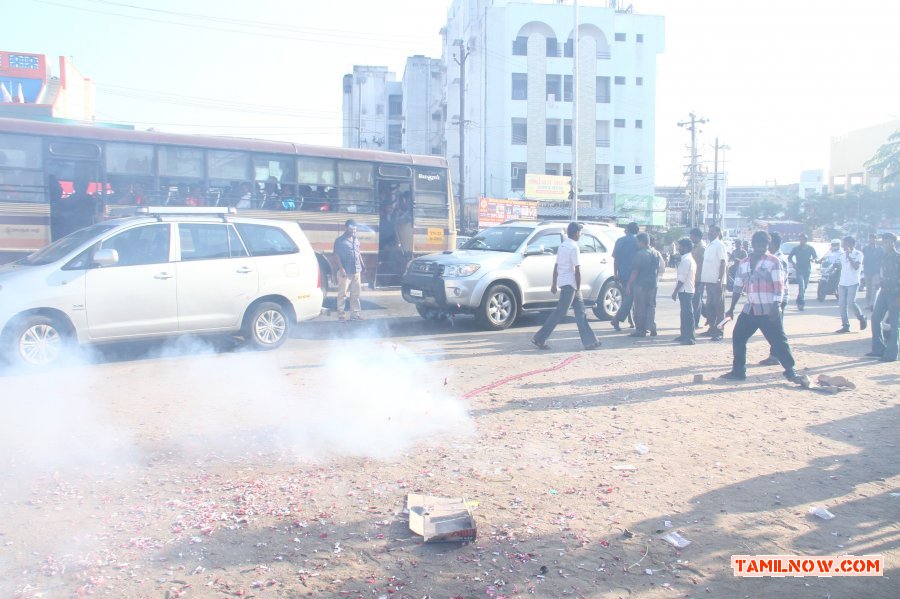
[835,235,867,333]
[671,237,697,345]
[700,224,728,340]
[531,222,601,351]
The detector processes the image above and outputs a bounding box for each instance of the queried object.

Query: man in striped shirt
[759,232,789,365]
[721,231,809,386]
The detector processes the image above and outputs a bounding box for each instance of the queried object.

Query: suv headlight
[443,263,481,277]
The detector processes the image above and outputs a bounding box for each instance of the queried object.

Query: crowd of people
[529,220,899,376]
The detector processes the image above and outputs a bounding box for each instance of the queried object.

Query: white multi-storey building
[442,0,664,219]
[342,66,403,152]
[402,56,445,157]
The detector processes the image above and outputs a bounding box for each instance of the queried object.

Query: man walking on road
[531,222,601,351]
[835,236,867,333]
[626,233,661,338]
[333,219,366,321]
[672,237,697,345]
[721,231,809,387]
[760,233,789,366]
[689,228,706,329]
[788,233,818,310]
[700,225,727,341]
[866,232,899,362]
[611,222,639,331]
[862,232,884,311]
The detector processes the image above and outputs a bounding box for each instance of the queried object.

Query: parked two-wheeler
[817,260,841,301]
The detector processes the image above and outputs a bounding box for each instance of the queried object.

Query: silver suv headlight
[443,263,481,278]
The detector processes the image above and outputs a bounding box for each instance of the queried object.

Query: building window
[635,166,643,174]
[596,76,610,103]
[511,118,527,145]
[511,162,526,190]
[614,76,626,85]
[636,76,644,86]
[546,37,559,57]
[563,120,572,146]
[376,104,384,116]
[388,95,402,117]
[388,125,402,150]
[614,119,626,128]
[563,75,573,102]
[562,163,572,177]
[512,36,527,56]
[614,165,625,175]
[637,33,644,43]
[614,33,626,42]
[546,74,561,101]
[635,119,643,129]
[545,164,559,176]
[512,73,527,100]
[564,38,574,57]
[546,120,561,146]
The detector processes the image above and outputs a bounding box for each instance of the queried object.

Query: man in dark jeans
[626,233,660,337]
[671,237,697,345]
[866,232,899,362]
[689,228,706,328]
[721,230,809,387]
[788,233,818,311]
[611,222,639,330]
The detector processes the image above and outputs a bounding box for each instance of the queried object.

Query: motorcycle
[817,260,841,302]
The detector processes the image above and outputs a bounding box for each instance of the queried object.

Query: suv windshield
[460,226,533,252]
[17,224,117,266]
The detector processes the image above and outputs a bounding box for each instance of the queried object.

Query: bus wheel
[244,302,291,350]
[9,315,68,368]
[477,284,517,330]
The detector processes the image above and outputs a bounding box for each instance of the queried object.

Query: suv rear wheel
[592,279,622,320]
[477,283,518,330]
[244,302,291,349]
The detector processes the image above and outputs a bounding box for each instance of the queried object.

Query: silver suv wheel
[478,284,518,330]
[593,280,622,320]
[15,316,65,367]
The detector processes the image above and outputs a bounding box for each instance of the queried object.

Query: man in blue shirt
[610,222,639,330]
[862,232,884,310]
[333,219,366,321]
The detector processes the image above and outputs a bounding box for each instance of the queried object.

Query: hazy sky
[6,0,899,186]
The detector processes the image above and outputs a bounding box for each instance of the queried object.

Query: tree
[865,128,900,186]
[739,200,784,221]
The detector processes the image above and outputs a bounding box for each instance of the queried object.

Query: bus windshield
[17,224,116,266]
[460,226,533,252]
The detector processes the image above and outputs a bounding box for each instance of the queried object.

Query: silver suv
[401,221,624,330]
[0,208,323,367]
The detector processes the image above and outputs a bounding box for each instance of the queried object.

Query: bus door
[375,166,413,286]
[45,139,103,241]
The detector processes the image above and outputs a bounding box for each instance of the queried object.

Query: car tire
[593,279,622,320]
[243,301,291,350]
[7,314,69,368]
[476,284,518,330]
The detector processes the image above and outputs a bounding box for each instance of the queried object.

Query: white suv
[401,221,624,330]
[0,208,323,367]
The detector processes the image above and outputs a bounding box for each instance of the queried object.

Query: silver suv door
[577,232,610,297]
[85,223,178,340]
[520,229,564,304]
[175,223,259,331]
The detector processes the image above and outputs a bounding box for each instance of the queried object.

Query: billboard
[615,194,667,227]
[524,174,570,201]
[478,197,538,227]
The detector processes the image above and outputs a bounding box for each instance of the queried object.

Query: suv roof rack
[136,206,236,222]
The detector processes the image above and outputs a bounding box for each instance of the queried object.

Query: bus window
[338,161,373,188]
[337,188,375,214]
[158,146,204,179]
[298,157,336,211]
[378,164,412,179]
[0,133,43,168]
[415,168,447,192]
[208,151,249,208]
[48,141,101,160]
[0,134,44,203]
[253,155,296,210]
[413,193,448,219]
[105,143,155,205]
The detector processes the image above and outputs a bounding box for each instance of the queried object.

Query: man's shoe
[679,339,696,345]
[530,337,551,350]
[880,356,898,362]
[649,330,658,337]
[834,326,851,333]
[338,313,347,321]
[350,314,365,321]
[720,370,746,381]
[792,374,811,388]
[859,316,868,331]
[583,341,602,350]
[758,356,779,366]
[710,334,724,341]
[610,320,621,331]
[864,351,883,358]
[699,330,715,337]
[628,331,647,338]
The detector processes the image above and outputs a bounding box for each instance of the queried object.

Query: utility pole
[712,138,730,231]
[454,41,470,233]
[570,0,579,220]
[677,112,707,229]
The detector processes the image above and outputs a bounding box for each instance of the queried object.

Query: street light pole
[454,40,470,233]
[570,0,579,221]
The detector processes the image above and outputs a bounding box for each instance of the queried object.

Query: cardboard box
[407,494,477,543]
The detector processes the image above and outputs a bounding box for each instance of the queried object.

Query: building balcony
[595,139,610,148]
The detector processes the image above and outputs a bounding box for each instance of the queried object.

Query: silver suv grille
[409,260,441,275]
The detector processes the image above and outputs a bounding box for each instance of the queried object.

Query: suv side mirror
[93,248,119,267]
[524,244,545,257]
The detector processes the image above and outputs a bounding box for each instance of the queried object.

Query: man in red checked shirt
[720,230,809,387]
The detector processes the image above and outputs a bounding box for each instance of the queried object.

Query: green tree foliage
[865,129,900,184]
[739,200,784,220]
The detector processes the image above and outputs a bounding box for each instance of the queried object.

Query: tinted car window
[179,224,248,261]
[23,224,117,266]
[579,234,605,253]
[235,223,298,257]
[99,224,171,266]
[527,232,564,254]
[460,226,532,252]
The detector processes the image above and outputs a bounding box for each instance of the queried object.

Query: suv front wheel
[592,279,622,320]
[477,283,518,330]
[7,314,69,368]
